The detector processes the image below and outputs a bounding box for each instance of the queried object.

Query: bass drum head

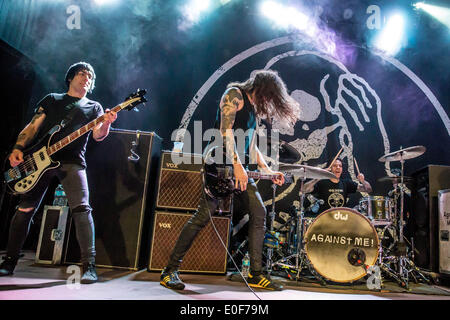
[305,207,379,283]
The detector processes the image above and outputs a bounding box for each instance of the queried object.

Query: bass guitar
[4,89,147,194]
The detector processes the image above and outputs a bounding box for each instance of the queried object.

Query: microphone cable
[201,172,262,300]
[127,131,141,162]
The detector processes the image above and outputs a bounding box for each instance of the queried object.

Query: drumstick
[354,157,361,176]
[328,147,344,169]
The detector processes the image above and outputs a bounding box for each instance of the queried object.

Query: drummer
[303,158,372,214]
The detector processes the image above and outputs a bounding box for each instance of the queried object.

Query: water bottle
[53,184,68,206]
[241,252,250,278]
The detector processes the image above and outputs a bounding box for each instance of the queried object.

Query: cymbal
[378,145,426,162]
[279,164,337,180]
[259,136,301,164]
[378,176,413,183]
[279,141,301,164]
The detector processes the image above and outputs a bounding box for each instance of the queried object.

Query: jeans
[166,180,266,274]
[6,163,95,264]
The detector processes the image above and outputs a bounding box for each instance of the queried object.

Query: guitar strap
[60,97,88,129]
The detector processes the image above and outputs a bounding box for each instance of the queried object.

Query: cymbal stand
[271,174,326,285]
[392,154,431,288]
[375,223,405,288]
[295,176,308,273]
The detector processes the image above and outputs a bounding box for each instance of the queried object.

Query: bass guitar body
[4,127,61,194]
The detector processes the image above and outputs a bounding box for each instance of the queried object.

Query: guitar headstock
[124,89,147,111]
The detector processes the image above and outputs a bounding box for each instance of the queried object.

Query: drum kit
[262,145,432,289]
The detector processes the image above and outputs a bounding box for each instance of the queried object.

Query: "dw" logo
[334,212,348,221]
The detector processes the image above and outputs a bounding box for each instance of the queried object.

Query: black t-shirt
[34,93,103,168]
[210,87,257,167]
[312,178,358,213]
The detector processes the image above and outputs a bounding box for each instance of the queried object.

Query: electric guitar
[4,89,147,194]
[202,146,293,199]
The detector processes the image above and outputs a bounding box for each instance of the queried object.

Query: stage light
[93,0,119,5]
[373,13,406,56]
[414,2,450,29]
[182,0,211,23]
[413,2,425,10]
[260,1,309,31]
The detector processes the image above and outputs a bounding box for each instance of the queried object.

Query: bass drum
[304,207,379,283]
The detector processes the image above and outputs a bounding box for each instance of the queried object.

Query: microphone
[306,194,324,213]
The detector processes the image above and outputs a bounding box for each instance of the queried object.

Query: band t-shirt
[34,93,104,169]
[312,178,358,213]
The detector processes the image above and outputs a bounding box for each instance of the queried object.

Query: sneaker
[80,263,98,284]
[247,273,283,291]
[160,269,185,290]
[0,256,18,276]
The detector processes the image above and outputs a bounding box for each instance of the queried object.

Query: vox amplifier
[148,211,231,274]
[156,151,204,211]
[156,151,231,213]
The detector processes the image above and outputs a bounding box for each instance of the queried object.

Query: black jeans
[6,163,95,264]
[166,180,266,274]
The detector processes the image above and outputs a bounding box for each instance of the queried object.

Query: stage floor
[1,251,449,302]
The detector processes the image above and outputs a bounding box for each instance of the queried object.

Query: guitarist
[0,62,117,283]
[160,69,299,291]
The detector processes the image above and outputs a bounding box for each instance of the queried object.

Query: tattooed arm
[219,87,247,191]
[9,107,46,167]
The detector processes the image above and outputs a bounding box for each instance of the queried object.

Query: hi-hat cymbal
[378,145,426,162]
[279,164,337,180]
[378,176,413,183]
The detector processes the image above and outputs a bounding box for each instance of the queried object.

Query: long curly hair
[227,69,299,126]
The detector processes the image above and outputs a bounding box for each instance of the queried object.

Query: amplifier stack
[148,151,232,274]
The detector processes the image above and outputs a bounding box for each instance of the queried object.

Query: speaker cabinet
[64,129,162,270]
[411,165,450,272]
[148,211,231,274]
[439,189,450,275]
[0,40,36,250]
[35,205,69,265]
[156,152,204,211]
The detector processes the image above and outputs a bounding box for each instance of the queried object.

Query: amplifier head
[156,152,204,211]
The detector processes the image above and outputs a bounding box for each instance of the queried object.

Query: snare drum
[304,207,379,283]
[359,196,393,225]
